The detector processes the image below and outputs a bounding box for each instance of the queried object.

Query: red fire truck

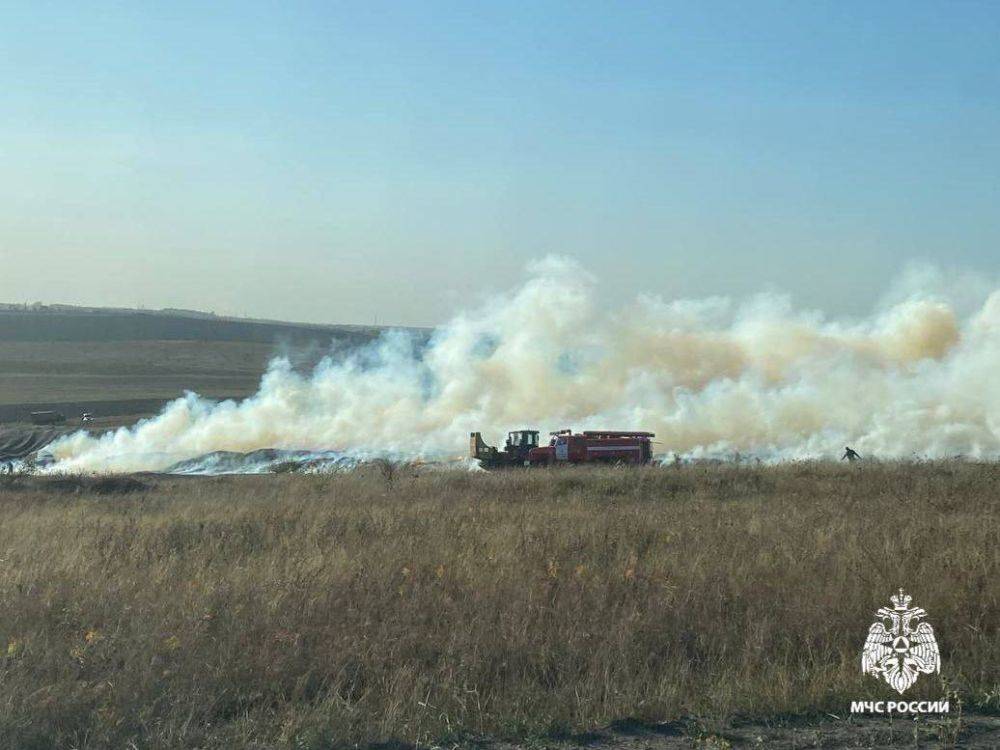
[528,429,655,466]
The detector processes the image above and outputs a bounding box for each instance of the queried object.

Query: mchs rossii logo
[851,589,948,715]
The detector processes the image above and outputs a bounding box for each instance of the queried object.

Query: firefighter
[842,446,862,462]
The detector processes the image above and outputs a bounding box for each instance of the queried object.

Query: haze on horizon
[1,1,998,328]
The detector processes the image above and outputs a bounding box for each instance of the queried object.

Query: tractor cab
[505,429,539,457]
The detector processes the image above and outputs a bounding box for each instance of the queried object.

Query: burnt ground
[480,712,1000,749]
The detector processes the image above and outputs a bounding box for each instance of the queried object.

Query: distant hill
[0,303,424,345]
[0,304,430,424]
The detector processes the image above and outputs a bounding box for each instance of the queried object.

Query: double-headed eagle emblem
[862,589,940,694]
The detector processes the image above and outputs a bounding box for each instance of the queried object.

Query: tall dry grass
[0,463,997,748]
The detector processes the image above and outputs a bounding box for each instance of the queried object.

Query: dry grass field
[0,463,997,748]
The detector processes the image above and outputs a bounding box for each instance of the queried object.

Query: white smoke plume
[47,257,1000,472]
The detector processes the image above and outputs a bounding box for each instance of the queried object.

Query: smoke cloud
[47,257,1000,472]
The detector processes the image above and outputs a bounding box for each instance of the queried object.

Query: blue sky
[1,1,998,325]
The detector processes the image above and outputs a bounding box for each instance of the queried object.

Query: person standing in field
[842,446,861,462]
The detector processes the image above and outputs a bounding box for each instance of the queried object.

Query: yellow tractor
[469,429,539,469]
